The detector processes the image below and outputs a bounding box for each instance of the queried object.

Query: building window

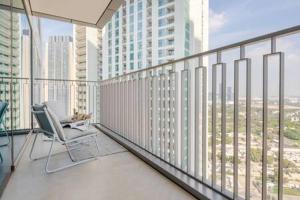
[138,61,142,68]
[138,22,142,30]
[138,42,142,49]
[115,20,119,27]
[130,5,134,14]
[138,32,142,40]
[130,53,134,60]
[138,12,142,20]
[158,0,174,7]
[130,43,134,51]
[138,51,142,59]
[137,1,142,11]
[130,15,134,22]
[130,24,134,32]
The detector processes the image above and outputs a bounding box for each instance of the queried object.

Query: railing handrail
[101,24,300,82]
[0,77,30,81]
[34,78,99,83]
[0,76,100,83]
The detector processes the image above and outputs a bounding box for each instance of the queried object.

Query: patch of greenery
[250,148,262,162]
[226,136,233,144]
[284,129,300,140]
[283,159,296,168]
[273,186,300,196]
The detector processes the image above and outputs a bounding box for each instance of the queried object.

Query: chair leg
[66,136,99,162]
[65,143,77,162]
[45,138,97,174]
[0,123,10,147]
[29,132,40,160]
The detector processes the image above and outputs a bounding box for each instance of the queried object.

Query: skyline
[38,0,300,97]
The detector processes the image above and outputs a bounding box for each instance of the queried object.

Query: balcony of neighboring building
[76,40,86,49]
[76,62,86,70]
[75,26,86,34]
[76,70,87,79]
[76,47,86,56]
[76,54,86,64]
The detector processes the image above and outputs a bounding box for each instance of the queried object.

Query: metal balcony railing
[100,25,300,200]
[0,77,100,131]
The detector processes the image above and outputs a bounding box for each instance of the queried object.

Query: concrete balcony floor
[2,130,195,200]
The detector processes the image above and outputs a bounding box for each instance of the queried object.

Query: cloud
[209,9,227,33]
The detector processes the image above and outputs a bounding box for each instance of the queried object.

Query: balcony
[1,0,300,199]
[2,25,299,200]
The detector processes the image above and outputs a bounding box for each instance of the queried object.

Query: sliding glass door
[0,0,32,194]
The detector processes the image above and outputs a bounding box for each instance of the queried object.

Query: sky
[41,18,73,43]
[209,0,300,48]
[40,0,300,48]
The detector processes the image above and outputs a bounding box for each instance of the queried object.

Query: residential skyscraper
[47,35,74,115]
[102,0,209,79]
[0,10,21,130]
[20,18,43,129]
[31,18,44,104]
[20,29,31,129]
[73,25,102,120]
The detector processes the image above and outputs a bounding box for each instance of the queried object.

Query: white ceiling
[26,0,123,28]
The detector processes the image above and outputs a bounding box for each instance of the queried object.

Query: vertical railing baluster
[202,66,208,182]
[125,78,129,139]
[145,74,149,151]
[134,76,139,144]
[212,62,217,187]
[165,70,170,162]
[195,65,201,178]
[160,70,165,159]
[278,52,284,200]
[141,75,146,148]
[221,61,227,192]
[169,69,176,165]
[152,72,158,155]
[181,64,190,172]
[175,67,180,168]
[262,53,268,200]
[234,58,239,198]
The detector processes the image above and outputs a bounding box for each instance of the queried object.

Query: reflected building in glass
[0,10,20,130]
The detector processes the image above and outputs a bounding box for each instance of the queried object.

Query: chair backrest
[32,104,66,141]
[44,101,69,122]
[0,101,8,124]
[45,105,66,141]
[32,104,55,138]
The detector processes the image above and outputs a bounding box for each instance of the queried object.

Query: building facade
[47,35,74,115]
[102,0,209,79]
[73,25,102,120]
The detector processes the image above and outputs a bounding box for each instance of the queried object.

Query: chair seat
[63,127,98,140]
